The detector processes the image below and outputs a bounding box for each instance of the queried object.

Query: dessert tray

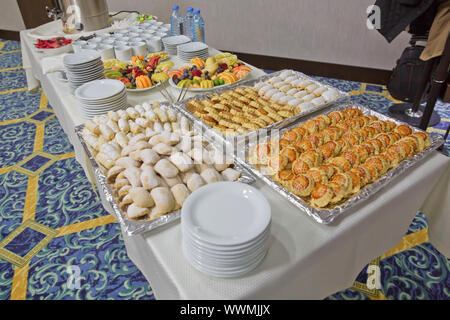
[75,102,255,235]
[172,69,349,148]
[237,102,444,224]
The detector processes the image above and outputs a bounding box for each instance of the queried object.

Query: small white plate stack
[74,79,128,118]
[181,182,271,278]
[162,35,191,55]
[177,42,209,62]
[63,50,104,94]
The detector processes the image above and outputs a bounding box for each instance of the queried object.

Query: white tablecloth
[20,21,450,300]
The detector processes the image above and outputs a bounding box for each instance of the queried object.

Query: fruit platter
[168,52,252,91]
[34,37,73,54]
[147,52,169,61]
[103,55,172,92]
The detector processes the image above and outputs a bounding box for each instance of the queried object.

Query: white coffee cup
[127,32,139,39]
[155,32,168,38]
[72,40,87,53]
[116,29,129,34]
[128,27,141,33]
[83,43,98,50]
[146,36,162,52]
[88,37,103,45]
[114,41,127,47]
[114,46,133,62]
[102,39,116,46]
[155,21,164,26]
[113,33,126,40]
[129,41,147,56]
[97,44,115,60]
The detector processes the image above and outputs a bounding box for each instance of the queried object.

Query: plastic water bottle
[191,9,205,43]
[184,7,194,38]
[170,5,184,36]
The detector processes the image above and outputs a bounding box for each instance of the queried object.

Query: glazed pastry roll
[167,108,178,122]
[150,187,175,215]
[119,194,133,211]
[128,120,142,134]
[117,118,130,134]
[99,124,115,141]
[118,185,131,200]
[294,90,308,99]
[268,76,282,84]
[273,81,286,89]
[171,121,181,133]
[135,117,151,128]
[162,174,182,187]
[179,116,191,133]
[129,187,155,208]
[301,93,315,102]
[114,178,130,190]
[305,83,319,93]
[140,165,160,190]
[279,70,295,80]
[254,82,266,90]
[145,127,158,139]
[278,95,295,105]
[139,149,160,165]
[106,119,119,133]
[123,167,142,187]
[106,166,125,183]
[313,86,328,97]
[99,143,120,160]
[127,203,150,219]
[153,143,174,155]
[163,122,172,132]
[258,84,274,96]
[284,75,299,83]
[286,88,299,96]
[115,156,140,168]
[311,96,326,106]
[296,79,313,89]
[126,107,139,119]
[200,168,223,184]
[83,132,100,151]
[176,136,193,153]
[154,159,179,178]
[221,168,241,181]
[169,152,194,172]
[298,102,315,113]
[145,110,158,122]
[264,89,281,99]
[85,119,100,135]
[270,92,286,103]
[154,107,169,122]
[114,132,129,148]
[135,104,145,116]
[180,169,196,184]
[171,184,191,207]
[186,173,206,192]
[117,109,128,120]
[321,89,339,102]
[153,121,163,133]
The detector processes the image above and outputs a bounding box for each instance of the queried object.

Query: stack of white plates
[181,182,271,278]
[63,50,104,94]
[162,35,191,55]
[177,42,209,62]
[74,79,128,118]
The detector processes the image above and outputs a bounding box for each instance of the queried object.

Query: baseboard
[0,30,20,41]
[224,51,393,85]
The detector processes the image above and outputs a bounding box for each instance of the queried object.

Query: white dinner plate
[63,50,101,66]
[177,41,208,53]
[181,182,271,246]
[75,79,125,101]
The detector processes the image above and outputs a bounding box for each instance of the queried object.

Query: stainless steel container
[47,0,110,33]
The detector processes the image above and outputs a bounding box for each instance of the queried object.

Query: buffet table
[20,22,450,299]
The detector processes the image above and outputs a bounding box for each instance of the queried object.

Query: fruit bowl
[168,55,252,92]
[103,54,171,92]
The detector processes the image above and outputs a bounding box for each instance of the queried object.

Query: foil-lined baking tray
[74,108,256,236]
[236,102,444,224]
[172,69,349,150]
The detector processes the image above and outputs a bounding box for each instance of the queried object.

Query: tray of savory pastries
[172,69,349,149]
[75,102,255,235]
[238,103,444,224]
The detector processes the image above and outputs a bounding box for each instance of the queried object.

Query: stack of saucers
[162,35,191,55]
[181,182,271,278]
[63,50,104,94]
[177,42,209,62]
[74,79,128,118]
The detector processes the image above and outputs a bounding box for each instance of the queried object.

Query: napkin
[41,53,69,74]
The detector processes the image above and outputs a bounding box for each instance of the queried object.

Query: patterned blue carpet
[0,39,449,300]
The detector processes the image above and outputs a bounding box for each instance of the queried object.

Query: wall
[109,0,410,71]
[0,0,26,31]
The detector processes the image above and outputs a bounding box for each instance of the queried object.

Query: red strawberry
[192,70,202,77]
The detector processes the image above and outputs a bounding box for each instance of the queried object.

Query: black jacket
[373,0,446,42]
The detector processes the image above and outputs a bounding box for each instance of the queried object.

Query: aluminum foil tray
[74,107,256,236]
[236,102,444,224]
[172,69,349,150]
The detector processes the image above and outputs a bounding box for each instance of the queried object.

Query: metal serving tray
[172,69,349,152]
[236,102,444,224]
[74,104,256,236]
